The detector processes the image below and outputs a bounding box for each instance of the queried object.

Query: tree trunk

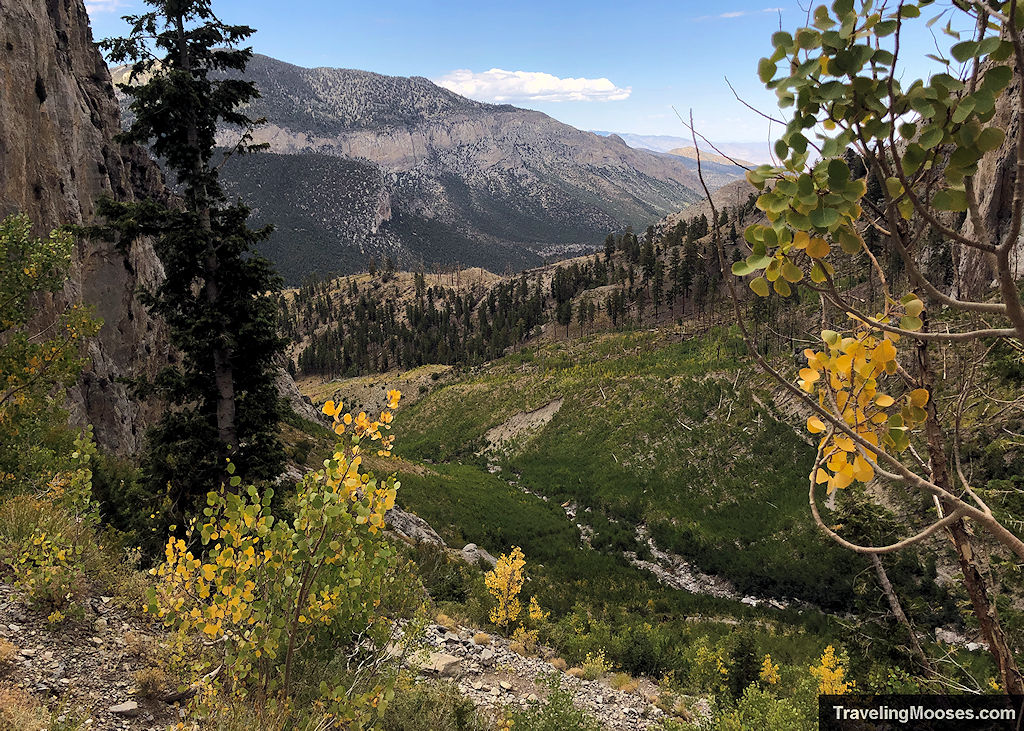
[175,14,238,453]
[916,334,1024,694]
[871,554,936,678]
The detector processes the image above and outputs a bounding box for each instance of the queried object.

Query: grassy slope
[391,328,859,612]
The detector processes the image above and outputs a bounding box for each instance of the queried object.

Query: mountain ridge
[114,55,742,283]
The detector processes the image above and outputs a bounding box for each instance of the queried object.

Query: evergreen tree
[652,261,664,317]
[97,0,284,523]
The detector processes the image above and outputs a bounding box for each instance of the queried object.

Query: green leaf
[732,260,755,277]
[885,177,904,198]
[875,19,897,36]
[810,206,840,229]
[827,159,850,189]
[977,126,1006,153]
[983,64,1013,92]
[782,259,804,282]
[919,124,943,149]
[772,30,794,49]
[795,27,820,49]
[748,253,772,270]
[750,277,770,297]
[951,97,976,124]
[932,189,968,211]
[837,227,862,254]
[898,122,917,139]
[758,57,777,83]
[901,313,925,329]
[951,41,979,62]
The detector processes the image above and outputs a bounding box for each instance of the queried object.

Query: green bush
[510,674,601,731]
[381,677,488,731]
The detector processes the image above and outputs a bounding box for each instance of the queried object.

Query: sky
[84,0,965,152]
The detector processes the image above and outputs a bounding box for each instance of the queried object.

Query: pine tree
[97,0,284,523]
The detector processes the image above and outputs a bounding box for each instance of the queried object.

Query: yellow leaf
[807,416,827,434]
[853,456,874,482]
[873,340,896,364]
[874,394,895,407]
[807,237,830,259]
[909,389,930,408]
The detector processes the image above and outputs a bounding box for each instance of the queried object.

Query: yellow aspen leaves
[146,394,408,719]
[800,318,930,493]
[485,546,526,629]
[759,655,781,685]
[811,645,855,695]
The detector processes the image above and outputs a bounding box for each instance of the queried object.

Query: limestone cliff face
[958,76,1024,297]
[0,0,168,454]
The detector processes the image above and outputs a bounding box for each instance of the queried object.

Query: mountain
[668,145,753,167]
[592,131,774,165]
[114,56,742,283]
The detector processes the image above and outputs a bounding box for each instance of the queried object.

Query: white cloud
[85,0,129,12]
[435,68,631,103]
[698,7,784,20]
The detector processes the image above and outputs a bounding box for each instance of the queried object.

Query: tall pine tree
[96,0,284,524]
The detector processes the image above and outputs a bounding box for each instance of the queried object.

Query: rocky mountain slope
[116,56,742,283]
[0,0,168,455]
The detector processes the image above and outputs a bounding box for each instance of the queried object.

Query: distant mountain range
[113,56,743,283]
[591,132,773,165]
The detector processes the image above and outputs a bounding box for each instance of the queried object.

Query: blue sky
[85,0,963,149]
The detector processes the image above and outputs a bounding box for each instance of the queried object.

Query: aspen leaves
[485,546,526,629]
[800,319,930,493]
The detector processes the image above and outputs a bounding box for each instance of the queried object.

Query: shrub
[147,395,423,726]
[381,676,488,731]
[0,432,102,617]
[511,626,539,656]
[610,672,638,693]
[581,650,610,681]
[0,640,15,676]
[135,666,175,699]
[436,613,458,631]
[708,685,806,731]
[472,633,491,646]
[485,546,525,629]
[567,667,585,678]
[0,685,48,731]
[510,674,601,731]
[549,657,567,671]
[410,542,474,603]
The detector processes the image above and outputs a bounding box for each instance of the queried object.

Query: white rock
[109,701,139,717]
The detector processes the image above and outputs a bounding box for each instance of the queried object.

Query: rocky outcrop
[0,0,169,454]
[958,76,1024,296]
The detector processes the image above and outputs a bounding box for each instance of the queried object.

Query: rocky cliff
[0,0,168,454]
[958,75,1024,296]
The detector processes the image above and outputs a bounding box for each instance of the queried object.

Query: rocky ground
[409,621,690,730]
[0,584,179,730]
[1,578,692,731]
